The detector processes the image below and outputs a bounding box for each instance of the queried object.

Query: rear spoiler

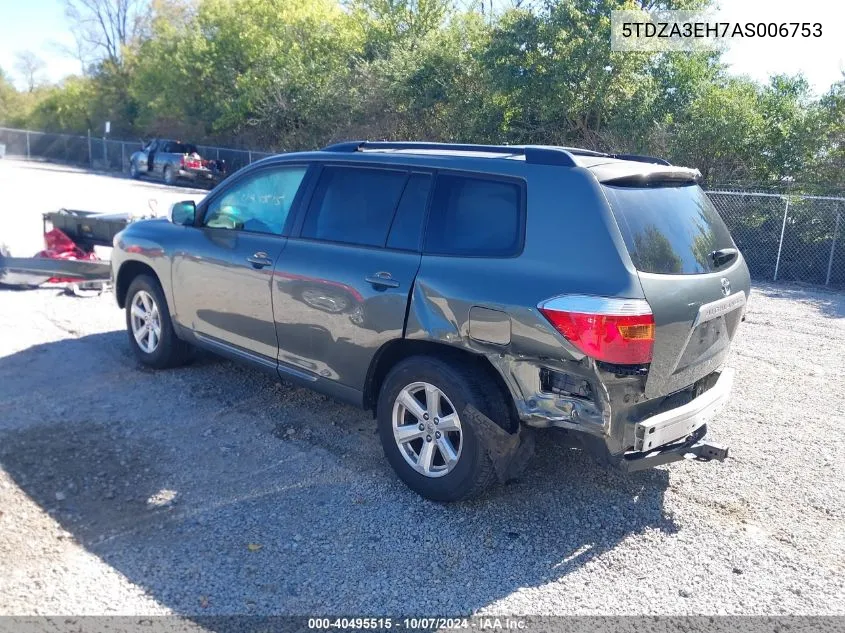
[589,161,702,186]
[608,153,672,166]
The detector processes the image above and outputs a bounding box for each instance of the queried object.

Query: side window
[203,166,308,235]
[387,173,431,251]
[425,174,523,257]
[302,166,407,247]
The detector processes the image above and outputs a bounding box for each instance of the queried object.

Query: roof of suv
[318,141,702,185]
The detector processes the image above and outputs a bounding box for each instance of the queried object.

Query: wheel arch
[363,339,520,433]
[116,260,160,308]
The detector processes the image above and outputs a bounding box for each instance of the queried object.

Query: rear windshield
[602,184,735,275]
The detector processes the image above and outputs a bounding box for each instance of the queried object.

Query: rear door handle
[246,251,273,268]
[365,272,400,288]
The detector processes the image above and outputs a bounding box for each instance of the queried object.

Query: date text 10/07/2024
[307,617,527,630]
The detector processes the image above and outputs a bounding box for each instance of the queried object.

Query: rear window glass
[602,184,736,274]
[425,175,522,257]
[302,166,407,247]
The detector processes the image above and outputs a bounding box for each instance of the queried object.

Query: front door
[272,166,431,390]
[141,140,157,172]
[171,164,310,360]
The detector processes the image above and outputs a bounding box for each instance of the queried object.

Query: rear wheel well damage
[363,339,520,434]
[116,261,159,308]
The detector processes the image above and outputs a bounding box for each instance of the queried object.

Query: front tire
[377,356,500,502]
[129,160,140,179]
[125,274,193,368]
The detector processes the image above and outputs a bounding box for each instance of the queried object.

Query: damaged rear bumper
[633,368,734,453]
[509,355,734,472]
[618,368,734,471]
[619,424,729,472]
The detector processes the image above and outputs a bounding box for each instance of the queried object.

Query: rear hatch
[602,181,750,399]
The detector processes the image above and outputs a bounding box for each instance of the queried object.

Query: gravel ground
[1,159,844,617]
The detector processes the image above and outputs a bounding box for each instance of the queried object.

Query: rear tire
[125,274,193,369]
[163,165,176,185]
[377,355,501,502]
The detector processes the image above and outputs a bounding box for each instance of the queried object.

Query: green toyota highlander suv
[111,141,749,501]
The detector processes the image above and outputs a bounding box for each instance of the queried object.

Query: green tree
[481,0,663,147]
[351,0,451,59]
[0,69,22,124]
[26,77,96,132]
[755,74,815,185]
[2,0,841,199]
[133,0,364,147]
[370,11,496,142]
[668,78,765,185]
[803,77,845,193]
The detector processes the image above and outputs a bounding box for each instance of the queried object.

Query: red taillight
[539,296,655,364]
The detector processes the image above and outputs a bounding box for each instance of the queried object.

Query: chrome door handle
[246,252,273,268]
[365,272,400,288]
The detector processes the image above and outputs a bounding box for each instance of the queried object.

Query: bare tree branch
[14,51,46,92]
[62,0,150,66]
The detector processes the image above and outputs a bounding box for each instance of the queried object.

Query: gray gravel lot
[0,159,844,616]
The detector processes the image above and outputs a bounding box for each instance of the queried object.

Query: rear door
[171,164,310,360]
[602,183,751,398]
[154,141,174,176]
[272,165,430,389]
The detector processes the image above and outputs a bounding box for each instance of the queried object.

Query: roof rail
[321,141,578,167]
[321,141,672,168]
[519,146,672,165]
[558,146,609,157]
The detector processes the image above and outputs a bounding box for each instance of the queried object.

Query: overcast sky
[1,0,842,96]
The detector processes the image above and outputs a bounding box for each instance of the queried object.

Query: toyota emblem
[720,277,731,296]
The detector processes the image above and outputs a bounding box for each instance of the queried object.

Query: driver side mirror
[169,200,196,226]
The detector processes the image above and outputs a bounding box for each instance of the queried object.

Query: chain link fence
[0,127,274,178]
[709,192,844,287]
[1,126,843,288]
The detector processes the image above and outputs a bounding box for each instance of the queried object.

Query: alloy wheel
[392,381,463,478]
[130,290,162,354]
